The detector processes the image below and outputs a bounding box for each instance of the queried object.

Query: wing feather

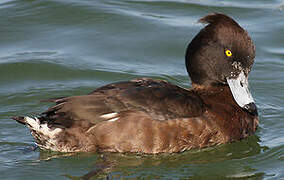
[39,79,205,128]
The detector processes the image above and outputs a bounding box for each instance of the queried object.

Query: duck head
[186,13,257,116]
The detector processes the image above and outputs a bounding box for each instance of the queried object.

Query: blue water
[0,0,284,179]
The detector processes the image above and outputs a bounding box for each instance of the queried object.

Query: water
[1,0,284,179]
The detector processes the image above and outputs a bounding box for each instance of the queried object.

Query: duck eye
[225,49,232,57]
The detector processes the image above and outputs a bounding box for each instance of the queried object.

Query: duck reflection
[61,135,264,180]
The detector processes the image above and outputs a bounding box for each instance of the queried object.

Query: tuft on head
[185,13,255,86]
[197,13,250,42]
[198,13,239,26]
[197,13,247,39]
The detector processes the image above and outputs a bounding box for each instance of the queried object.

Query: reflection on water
[1,0,284,179]
[59,135,263,179]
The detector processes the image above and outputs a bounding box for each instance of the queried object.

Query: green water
[1,0,284,179]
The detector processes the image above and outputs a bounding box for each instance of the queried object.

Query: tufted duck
[13,13,258,153]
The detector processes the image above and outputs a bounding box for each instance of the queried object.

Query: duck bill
[226,71,258,116]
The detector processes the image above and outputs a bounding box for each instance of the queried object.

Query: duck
[12,13,259,154]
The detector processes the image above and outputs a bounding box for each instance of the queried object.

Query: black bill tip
[244,102,258,116]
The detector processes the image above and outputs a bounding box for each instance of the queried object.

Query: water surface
[1,0,284,179]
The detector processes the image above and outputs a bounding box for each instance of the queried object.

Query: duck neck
[191,83,237,107]
[192,83,229,95]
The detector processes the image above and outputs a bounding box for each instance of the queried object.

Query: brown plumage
[12,13,259,153]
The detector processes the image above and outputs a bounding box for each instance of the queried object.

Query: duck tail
[12,116,43,131]
[12,116,26,125]
[12,116,64,151]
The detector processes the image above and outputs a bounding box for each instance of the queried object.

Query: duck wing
[40,78,205,128]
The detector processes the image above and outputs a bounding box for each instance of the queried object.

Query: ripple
[0,0,284,179]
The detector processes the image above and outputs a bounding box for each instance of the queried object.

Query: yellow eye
[225,49,232,57]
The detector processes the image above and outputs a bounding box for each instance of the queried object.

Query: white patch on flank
[100,112,118,119]
[108,117,119,122]
[86,125,96,133]
[100,112,120,122]
[87,113,120,133]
